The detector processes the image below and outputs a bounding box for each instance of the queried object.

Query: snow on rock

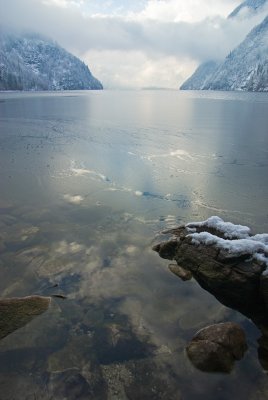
[186,216,268,270]
[186,216,251,239]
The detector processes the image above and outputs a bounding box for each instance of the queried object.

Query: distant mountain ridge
[0,30,103,91]
[180,0,268,92]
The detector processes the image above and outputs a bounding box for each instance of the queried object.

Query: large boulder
[153,217,268,319]
[186,322,247,373]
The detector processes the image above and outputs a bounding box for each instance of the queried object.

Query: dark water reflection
[0,90,268,399]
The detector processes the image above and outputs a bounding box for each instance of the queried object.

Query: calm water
[0,90,268,399]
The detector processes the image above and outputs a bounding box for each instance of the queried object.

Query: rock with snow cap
[153,216,268,317]
[153,216,268,371]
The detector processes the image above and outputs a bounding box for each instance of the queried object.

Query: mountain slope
[202,16,268,91]
[0,31,103,91]
[228,0,267,18]
[180,0,268,91]
[180,61,220,90]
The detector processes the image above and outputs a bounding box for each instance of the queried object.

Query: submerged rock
[168,264,192,281]
[186,322,247,373]
[48,369,102,400]
[0,295,51,340]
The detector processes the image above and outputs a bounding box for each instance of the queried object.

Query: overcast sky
[0,0,267,88]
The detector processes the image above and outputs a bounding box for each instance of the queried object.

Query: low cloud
[1,0,267,88]
[129,0,239,22]
[83,49,195,88]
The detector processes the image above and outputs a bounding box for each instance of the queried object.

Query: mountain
[180,0,268,91]
[201,16,268,91]
[228,0,267,18]
[180,61,220,90]
[0,30,103,91]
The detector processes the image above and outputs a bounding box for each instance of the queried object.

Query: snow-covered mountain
[180,0,268,91]
[0,30,103,91]
[180,61,220,90]
[228,0,267,18]
[201,16,268,91]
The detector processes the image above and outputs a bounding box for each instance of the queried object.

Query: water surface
[0,90,268,399]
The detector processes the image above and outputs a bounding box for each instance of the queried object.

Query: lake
[0,90,268,399]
